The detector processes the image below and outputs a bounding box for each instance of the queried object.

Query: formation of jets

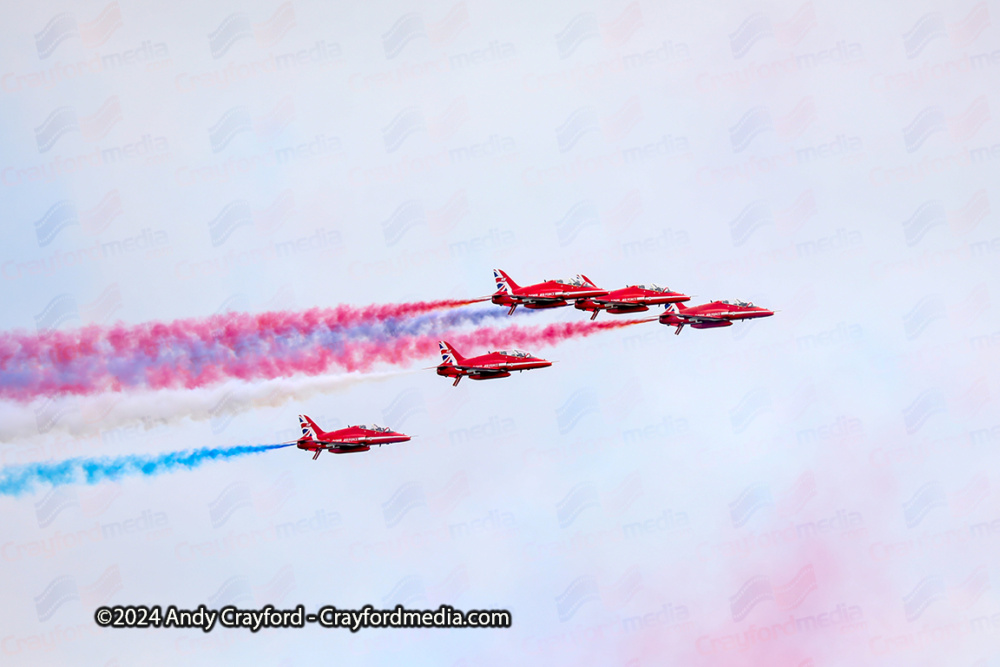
[295,268,773,459]
[491,268,773,331]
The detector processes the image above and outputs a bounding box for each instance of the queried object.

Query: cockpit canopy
[549,275,588,287]
[634,283,669,292]
[720,299,754,307]
[351,423,391,432]
[492,349,533,358]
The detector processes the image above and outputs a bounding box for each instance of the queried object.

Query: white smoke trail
[0,369,417,443]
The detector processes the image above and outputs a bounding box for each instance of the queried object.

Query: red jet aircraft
[435,341,552,386]
[491,269,608,315]
[575,284,690,320]
[659,299,774,335]
[295,415,411,460]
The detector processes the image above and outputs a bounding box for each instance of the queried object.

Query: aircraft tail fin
[493,269,518,293]
[579,274,598,287]
[298,415,321,441]
[438,341,465,366]
[671,301,689,313]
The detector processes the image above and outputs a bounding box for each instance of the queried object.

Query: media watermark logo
[555,201,600,246]
[208,390,253,434]
[381,3,469,59]
[728,201,772,247]
[209,483,254,528]
[556,108,599,152]
[207,97,295,153]
[208,475,296,528]
[555,482,600,528]
[554,567,647,622]
[205,567,297,607]
[35,2,123,59]
[380,98,469,154]
[902,575,945,621]
[32,191,123,248]
[382,388,428,427]
[34,294,80,331]
[555,191,652,251]
[902,190,991,246]
[555,97,645,155]
[729,565,817,621]
[34,566,122,621]
[33,484,123,529]
[208,575,254,607]
[901,4,990,59]
[725,472,823,532]
[605,471,644,515]
[902,96,989,153]
[208,2,296,59]
[902,568,990,622]
[728,98,817,153]
[555,575,601,621]
[902,295,945,340]
[555,3,644,59]
[381,201,425,247]
[556,389,599,434]
[902,389,947,434]
[257,566,296,606]
[728,4,816,59]
[381,474,471,528]
[382,575,428,607]
[380,190,469,246]
[382,568,472,607]
[34,96,122,153]
[902,482,947,528]
[730,388,771,434]
[729,483,774,528]
[206,191,297,247]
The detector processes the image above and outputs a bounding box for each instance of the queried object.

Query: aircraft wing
[592,298,644,307]
[681,315,728,323]
[514,296,566,304]
[448,364,509,374]
[305,440,368,449]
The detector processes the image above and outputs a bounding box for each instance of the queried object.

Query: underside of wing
[469,368,509,377]
[448,365,509,375]
[595,299,643,307]
[685,315,727,323]
[517,295,564,304]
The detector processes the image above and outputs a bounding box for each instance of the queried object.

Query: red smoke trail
[318,318,651,374]
[0,298,484,400]
[1,318,647,400]
[144,319,649,380]
[2,297,481,364]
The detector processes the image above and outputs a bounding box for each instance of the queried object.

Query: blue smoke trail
[0,443,294,497]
